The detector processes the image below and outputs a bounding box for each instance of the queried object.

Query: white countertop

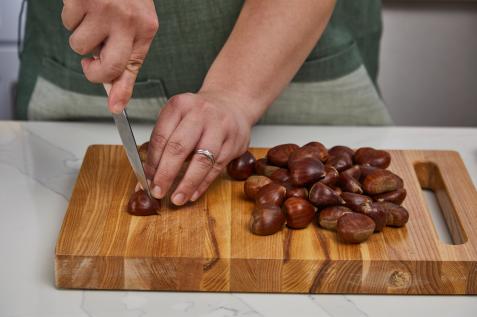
[1,121,477,317]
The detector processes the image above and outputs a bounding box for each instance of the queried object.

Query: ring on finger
[194,148,216,166]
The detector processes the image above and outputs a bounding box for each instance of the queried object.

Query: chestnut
[341,165,361,180]
[337,213,375,244]
[270,168,291,184]
[289,141,328,164]
[267,143,300,167]
[227,151,256,180]
[362,169,404,195]
[255,183,287,206]
[364,207,387,232]
[138,141,149,162]
[127,189,160,216]
[338,174,363,194]
[354,147,391,169]
[255,158,280,177]
[328,145,355,159]
[283,197,316,229]
[286,187,308,199]
[244,175,272,200]
[359,164,381,182]
[372,188,407,205]
[341,192,373,214]
[320,165,339,187]
[373,201,409,227]
[250,204,286,235]
[327,154,353,172]
[318,206,353,230]
[289,157,325,186]
[333,186,343,196]
[308,182,345,206]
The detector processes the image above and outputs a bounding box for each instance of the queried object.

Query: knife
[103,83,153,198]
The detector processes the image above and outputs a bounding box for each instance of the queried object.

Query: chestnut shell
[227,151,256,180]
[250,204,286,235]
[266,143,300,167]
[337,213,375,244]
[283,197,316,229]
[127,190,161,216]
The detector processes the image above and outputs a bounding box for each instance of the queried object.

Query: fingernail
[151,185,162,198]
[172,193,185,206]
[190,191,200,202]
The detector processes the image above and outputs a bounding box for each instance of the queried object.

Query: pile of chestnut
[227,142,409,243]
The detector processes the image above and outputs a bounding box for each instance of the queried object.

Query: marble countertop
[1,121,477,317]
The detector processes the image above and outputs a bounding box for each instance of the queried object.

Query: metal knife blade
[112,109,153,198]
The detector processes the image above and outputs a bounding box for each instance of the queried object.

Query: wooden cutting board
[55,145,477,294]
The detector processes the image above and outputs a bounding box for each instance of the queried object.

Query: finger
[81,31,134,83]
[151,115,204,199]
[61,0,86,31]
[69,14,109,55]
[190,139,235,202]
[171,127,224,206]
[107,40,152,113]
[144,94,195,180]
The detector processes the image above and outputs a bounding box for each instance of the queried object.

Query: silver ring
[195,149,216,166]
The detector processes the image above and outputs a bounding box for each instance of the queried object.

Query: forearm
[200,0,336,124]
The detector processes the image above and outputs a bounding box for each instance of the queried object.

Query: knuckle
[150,133,167,150]
[69,35,86,55]
[165,141,186,157]
[168,94,186,109]
[105,61,124,79]
[143,16,159,37]
[193,154,213,170]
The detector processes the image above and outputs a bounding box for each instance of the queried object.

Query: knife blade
[102,83,152,199]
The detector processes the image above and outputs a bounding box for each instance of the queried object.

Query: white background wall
[0,1,476,126]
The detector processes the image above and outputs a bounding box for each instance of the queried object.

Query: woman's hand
[62,0,159,113]
[144,91,254,205]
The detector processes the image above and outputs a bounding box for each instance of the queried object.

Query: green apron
[16,0,391,125]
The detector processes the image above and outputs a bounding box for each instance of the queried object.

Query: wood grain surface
[55,145,477,294]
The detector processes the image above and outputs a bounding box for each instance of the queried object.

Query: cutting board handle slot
[414,161,468,245]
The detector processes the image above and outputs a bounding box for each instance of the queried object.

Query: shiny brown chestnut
[318,206,353,230]
[341,192,374,214]
[270,168,291,184]
[362,169,404,195]
[286,187,308,199]
[138,141,149,162]
[127,190,161,216]
[364,207,387,232]
[255,183,287,206]
[372,188,407,205]
[244,175,272,200]
[338,174,363,194]
[283,197,316,229]
[359,164,381,182]
[328,145,355,159]
[289,141,328,164]
[320,165,339,187]
[289,157,325,186]
[342,165,361,180]
[227,151,256,180]
[327,154,353,172]
[267,143,300,167]
[354,147,391,169]
[250,204,286,235]
[308,182,345,206]
[373,201,409,227]
[255,158,280,177]
[337,213,375,244]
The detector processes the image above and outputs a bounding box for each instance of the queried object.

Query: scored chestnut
[289,157,325,186]
[337,213,375,244]
[362,169,404,195]
[267,143,300,167]
[354,147,391,169]
[283,197,316,229]
[127,190,161,216]
[250,204,286,235]
[255,158,280,177]
[308,182,345,207]
[227,151,256,180]
[244,175,272,200]
[372,188,407,205]
[255,182,287,206]
[318,206,353,230]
